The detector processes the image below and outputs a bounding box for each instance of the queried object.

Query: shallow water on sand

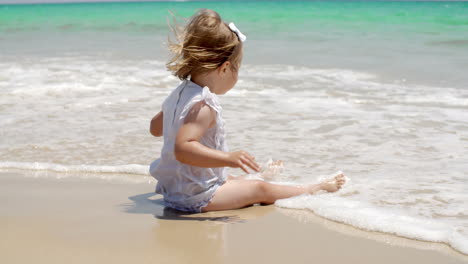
[1,56,467,254]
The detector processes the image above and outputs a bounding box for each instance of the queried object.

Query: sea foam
[0,161,154,183]
[276,193,468,255]
[1,57,467,256]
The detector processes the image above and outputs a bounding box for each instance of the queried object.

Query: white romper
[149,79,228,212]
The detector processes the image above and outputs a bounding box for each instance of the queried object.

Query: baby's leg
[202,173,346,212]
[201,179,307,212]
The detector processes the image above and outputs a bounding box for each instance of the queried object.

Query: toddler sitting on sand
[149,9,345,213]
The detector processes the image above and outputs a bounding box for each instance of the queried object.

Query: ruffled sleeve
[179,86,221,120]
[179,86,227,152]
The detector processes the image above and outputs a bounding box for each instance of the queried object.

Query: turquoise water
[1,0,468,46]
[1,1,467,87]
[1,1,468,255]
[1,1,468,33]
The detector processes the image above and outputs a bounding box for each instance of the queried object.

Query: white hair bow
[228,22,247,42]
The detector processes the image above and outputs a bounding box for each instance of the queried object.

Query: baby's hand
[227,151,261,174]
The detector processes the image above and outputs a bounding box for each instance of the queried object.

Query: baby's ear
[219,61,230,74]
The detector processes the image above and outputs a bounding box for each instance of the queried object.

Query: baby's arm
[149,111,163,137]
[175,101,260,174]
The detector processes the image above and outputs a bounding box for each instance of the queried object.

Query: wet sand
[1,172,467,264]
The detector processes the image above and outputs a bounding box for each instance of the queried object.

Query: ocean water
[1,0,467,255]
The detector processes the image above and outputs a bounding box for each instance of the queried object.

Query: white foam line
[0,161,149,176]
[275,195,468,255]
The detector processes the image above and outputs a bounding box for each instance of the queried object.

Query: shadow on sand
[122,192,242,223]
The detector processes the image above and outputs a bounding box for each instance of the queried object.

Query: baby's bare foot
[260,160,283,179]
[307,172,346,194]
[320,173,346,192]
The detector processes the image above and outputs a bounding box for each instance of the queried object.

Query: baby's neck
[190,72,219,94]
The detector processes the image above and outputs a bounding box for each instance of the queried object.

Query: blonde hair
[166,9,243,80]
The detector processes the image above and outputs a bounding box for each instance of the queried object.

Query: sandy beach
[2,0,468,257]
[1,171,466,264]
[1,1,467,263]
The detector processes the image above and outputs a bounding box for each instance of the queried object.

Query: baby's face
[217,49,242,94]
[216,62,239,95]
[222,67,239,94]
